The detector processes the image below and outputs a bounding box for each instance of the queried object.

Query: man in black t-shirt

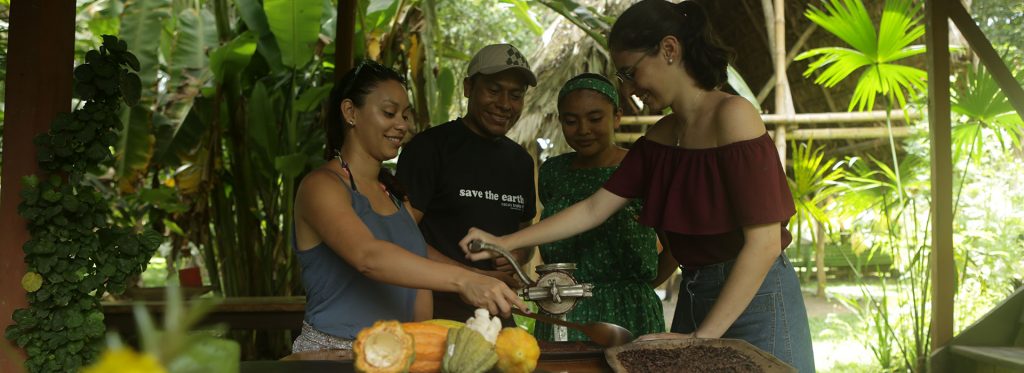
[396,44,538,322]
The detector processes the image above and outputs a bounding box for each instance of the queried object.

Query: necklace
[334,154,390,195]
[675,90,709,147]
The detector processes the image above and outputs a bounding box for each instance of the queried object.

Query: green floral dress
[533,153,665,341]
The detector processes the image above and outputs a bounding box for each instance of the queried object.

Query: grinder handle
[468,240,536,287]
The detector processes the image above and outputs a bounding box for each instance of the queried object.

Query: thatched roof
[507,0,628,159]
[509,0,908,160]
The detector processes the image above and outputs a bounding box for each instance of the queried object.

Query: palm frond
[789,140,844,229]
[799,0,927,112]
[952,64,1024,150]
[877,0,924,58]
[805,0,877,54]
[797,47,873,87]
[882,45,926,64]
[850,67,882,111]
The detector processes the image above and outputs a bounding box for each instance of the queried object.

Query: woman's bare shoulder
[297,167,351,207]
[713,95,766,144]
[644,114,678,144]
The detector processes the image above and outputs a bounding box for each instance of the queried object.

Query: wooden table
[101,296,306,333]
[277,341,613,373]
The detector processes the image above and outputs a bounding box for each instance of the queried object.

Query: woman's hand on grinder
[459,227,508,261]
[455,273,527,318]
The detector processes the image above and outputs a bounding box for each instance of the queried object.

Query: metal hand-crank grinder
[469,240,593,341]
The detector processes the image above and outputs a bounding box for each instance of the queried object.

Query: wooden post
[772,0,794,169]
[0,0,77,370]
[815,220,827,298]
[926,0,955,365]
[334,0,358,78]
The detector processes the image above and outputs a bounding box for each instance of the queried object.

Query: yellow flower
[81,348,166,373]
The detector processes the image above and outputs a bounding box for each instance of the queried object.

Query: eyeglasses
[615,47,658,84]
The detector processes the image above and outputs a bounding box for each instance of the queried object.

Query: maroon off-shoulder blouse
[603,132,795,267]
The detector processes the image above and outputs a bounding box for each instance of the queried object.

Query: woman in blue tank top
[291,61,526,352]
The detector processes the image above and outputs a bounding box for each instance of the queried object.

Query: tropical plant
[795,0,926,112]
[4,36,163,373]
[950,65,1024,210]
[83,279,239,373]
[948,62,1024,333]
[795,2,932,369]
[796,0,927,200]
[829,148,932,372]
[786,140,843,291]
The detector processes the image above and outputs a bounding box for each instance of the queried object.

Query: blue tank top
[294,170,428,339]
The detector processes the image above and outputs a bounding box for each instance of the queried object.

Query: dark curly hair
[323,60,408,199]
[609,0,734,91]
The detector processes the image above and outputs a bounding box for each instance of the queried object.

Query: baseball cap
[466,44,537,87]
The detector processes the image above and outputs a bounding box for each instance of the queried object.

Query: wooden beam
[789,126,918,140]
[614,125,917,143]
[926,0,955,363]
[619,109,922,126]
[946,0,1024,120]
[0,0,77,370]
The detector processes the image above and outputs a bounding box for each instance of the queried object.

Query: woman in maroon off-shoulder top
[459,1,814,371]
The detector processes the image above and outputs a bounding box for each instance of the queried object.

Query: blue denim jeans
[671,254,816,372]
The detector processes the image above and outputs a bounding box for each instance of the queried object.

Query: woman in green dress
[533,73,677,341]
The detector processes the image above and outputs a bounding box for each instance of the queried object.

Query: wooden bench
[788,243,894,277]
[102,296,306,334]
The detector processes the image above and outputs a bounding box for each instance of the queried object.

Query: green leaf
[727,65,760,112]
[118,0,171,95]
[166,338,240,373]
[209,31,258,84]
[294,84,334,112]
[798,0,926,112]
[42,189,62,203]
[431,67,455,124]
[119,71,142,106]
[154,97,212,166]
[115,106,156,193]
[320,0,337,41]
[167,8,218,88]
[139,187,189,214]
[264,0,323,68]
[536,0,609,47]
[500,0,543,35]
[274,153,308,179]
[65,312,84,328]
[247,82,278,160]
[236,0,285,71]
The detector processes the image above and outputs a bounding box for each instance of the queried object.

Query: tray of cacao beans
[604,337,795,373]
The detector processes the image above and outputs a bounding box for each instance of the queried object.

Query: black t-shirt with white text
[396,118,537,271]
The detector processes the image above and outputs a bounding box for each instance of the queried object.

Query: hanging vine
[4,35,162,373]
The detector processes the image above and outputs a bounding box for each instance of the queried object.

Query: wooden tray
[604,338,795,373]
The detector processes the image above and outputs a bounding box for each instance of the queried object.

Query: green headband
[558,77,619,108]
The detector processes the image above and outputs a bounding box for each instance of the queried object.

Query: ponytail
[609,0,734,91]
